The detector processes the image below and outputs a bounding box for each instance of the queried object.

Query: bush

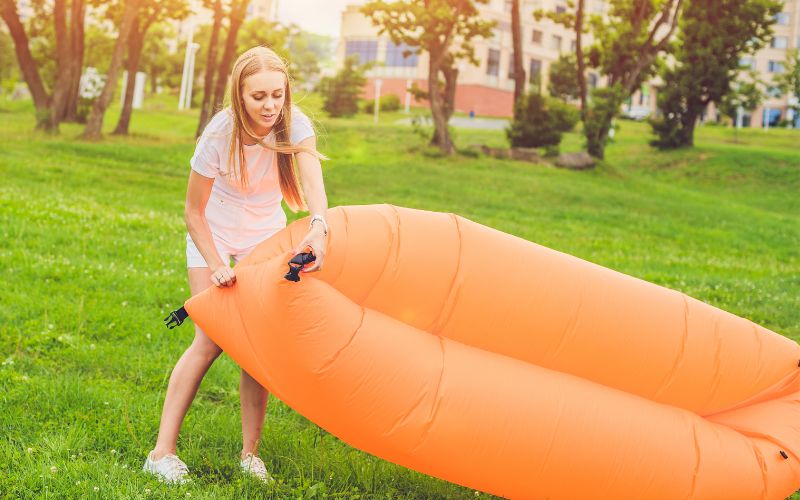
[360,93,402,113]
[316,56,367,118]
[506,93,579,150]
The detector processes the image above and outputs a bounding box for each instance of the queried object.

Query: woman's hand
[292,224,327,273]
[211,265,236,287]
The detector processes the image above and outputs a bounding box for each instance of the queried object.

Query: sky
[276,0,364,38]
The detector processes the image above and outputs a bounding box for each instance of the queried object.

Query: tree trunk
[510,0,525,105]
[427,51,455,155]
[197,0,223,137]
[113,16,145,135]
[211,0,248,114]
[48,0,72,131]
[64,0,86,122]
[83,0,141,140]
[0,0,50,128]
[575,0,587,121]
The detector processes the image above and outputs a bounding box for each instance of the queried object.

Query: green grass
[1,94,798,499]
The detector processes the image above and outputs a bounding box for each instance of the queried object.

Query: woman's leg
[240,370,270,459]
[151,267,222,460]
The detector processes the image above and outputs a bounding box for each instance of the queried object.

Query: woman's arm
[185,171,235,286]
[293,135,328,272]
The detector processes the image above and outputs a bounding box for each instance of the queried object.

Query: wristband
[310,214,328,236]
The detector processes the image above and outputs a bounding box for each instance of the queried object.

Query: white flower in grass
[2,357,13,366]
[26,447,33,454]
[89,344,96,350]
[186,493,191,497]
[21,375,29,381]
[122,464,128,469]
[50,466,57,473]
[110,449,116,454]
[146,333,151,340]
[94,486,99,492]
[145,489,151,495]
[75,480,81,485]
[48,324,54,330]
[70,454,76,460]
[104,402,109,406]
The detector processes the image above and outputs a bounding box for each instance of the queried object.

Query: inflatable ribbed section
[185,205,800,499]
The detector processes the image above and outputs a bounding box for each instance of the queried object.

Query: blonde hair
[224,46,323,212]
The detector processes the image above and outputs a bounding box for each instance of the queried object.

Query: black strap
[164,307,189,329]
[284,251,316,282]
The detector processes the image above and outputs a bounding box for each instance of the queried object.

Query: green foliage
[718,71,765,121]
[506,92,579,150]
[649,0,780,148]
[584,85,626,158]
[776,49,800,123]
[316,56,367,118]
[361,93,402,113]
[0,27,17,89]
[548,54,580,102]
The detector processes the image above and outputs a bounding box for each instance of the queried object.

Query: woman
[143,46,329,484]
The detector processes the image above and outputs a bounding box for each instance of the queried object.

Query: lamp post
[178,26,199,110]
[373,78,383,124]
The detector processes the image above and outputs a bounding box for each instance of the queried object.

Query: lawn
[0,94,798,499]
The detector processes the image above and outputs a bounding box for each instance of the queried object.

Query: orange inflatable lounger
[180,204,800,499]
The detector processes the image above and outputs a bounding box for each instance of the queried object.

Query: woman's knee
[188,332,222,362]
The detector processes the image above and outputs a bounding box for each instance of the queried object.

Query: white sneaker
[240,453,275,483]
[143,451,190,484]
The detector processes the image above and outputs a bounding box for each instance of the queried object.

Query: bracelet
[309,214,328,236]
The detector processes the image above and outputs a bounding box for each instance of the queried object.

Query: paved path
[395,115,509,130]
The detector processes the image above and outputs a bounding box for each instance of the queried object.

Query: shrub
[361,93,402,113]
[506,92,579,150]
[316,56,367,118]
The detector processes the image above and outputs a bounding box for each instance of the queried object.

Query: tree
[317,56,367,117]
[649,0,780,148]
[510,0,525,105]
[776,49,800,127]
[718,70,764,123]
[83,0,141,139]
[210,0,248,118]
[362,0,495,155]
[112,0,190,135]
[197,0,223,137]
[548,54,580,102]
[507,92,579,152]
[0,0,85,131]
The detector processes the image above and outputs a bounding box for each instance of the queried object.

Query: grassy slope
[0,95,798,499]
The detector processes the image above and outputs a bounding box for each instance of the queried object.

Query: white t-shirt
[190,106,315,249]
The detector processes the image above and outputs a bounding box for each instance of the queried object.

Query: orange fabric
[185,204,800,499]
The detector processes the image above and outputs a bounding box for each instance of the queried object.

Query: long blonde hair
[225,46,322,212]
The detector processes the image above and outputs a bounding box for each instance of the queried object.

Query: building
[337,0,800,127]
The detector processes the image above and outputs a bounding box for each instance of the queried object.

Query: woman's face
[241,69,286,135]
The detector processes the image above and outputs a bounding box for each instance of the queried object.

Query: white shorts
[186,234,259,268]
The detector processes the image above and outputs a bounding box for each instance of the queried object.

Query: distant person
[469,110,475,119]
[143,46,329,484]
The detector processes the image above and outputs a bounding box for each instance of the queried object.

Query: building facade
[337,0,800,127]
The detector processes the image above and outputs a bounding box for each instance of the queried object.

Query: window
[529,58,542,84]
[556,4,567,13]
[774,12,789,25]
[504,0,513,12]
[588,73,598,89]
[385,42,418,67]
[532,29,543,45]
[771,36,788,49]
[768,60,785,73]
[766,86,783,98]
[487,48,501,76]
[570,40,576,52]
[345,40,378,64]
[551,35,562,51]
[739,57,756,70]
[763,108,781,127]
